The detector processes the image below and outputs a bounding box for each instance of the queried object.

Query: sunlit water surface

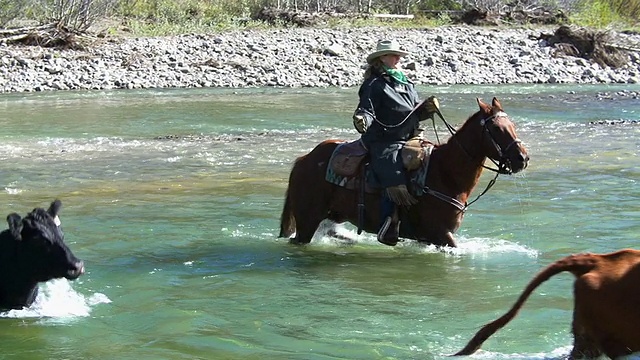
[0,84,638,360]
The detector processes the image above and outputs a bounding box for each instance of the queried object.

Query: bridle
[478,111,523,175]
[437,110,521,175]
[422,109,522,213]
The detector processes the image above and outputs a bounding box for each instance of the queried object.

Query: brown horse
[279,98,529,247]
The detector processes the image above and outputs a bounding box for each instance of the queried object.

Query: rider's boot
[377,195,400,246]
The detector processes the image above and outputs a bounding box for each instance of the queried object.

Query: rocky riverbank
[1,25,639,93]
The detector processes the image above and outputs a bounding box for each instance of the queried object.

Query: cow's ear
[7,213,23,241]
[47,199,62,218]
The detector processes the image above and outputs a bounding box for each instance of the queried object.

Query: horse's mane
[456,110,483,132]
[431,109,482,147]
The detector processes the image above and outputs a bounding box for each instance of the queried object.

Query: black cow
[0,200,84,310]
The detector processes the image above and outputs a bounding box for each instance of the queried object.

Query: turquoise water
[0,84,638,359]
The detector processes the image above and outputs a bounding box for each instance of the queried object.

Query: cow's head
[8,200,84,282]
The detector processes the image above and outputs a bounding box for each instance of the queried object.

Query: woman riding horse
[280,97,529,248]
[352,39,439,246]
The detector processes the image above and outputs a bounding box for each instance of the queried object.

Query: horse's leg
[286,139,340,245]
[289,186,330,245]
[440,231,458,248]
[326,226,348,240]
[290,207,326,244]
[416,230,458,247]
[444,231,458,247]
[324,222,357,244]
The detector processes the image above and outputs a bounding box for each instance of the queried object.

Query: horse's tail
[279,185,295,238]
[453,253,600,356]
[279,157,302,238]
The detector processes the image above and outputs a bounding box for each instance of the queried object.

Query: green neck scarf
[383,65,408,85]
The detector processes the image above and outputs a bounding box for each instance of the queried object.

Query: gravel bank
[1,26,639,93]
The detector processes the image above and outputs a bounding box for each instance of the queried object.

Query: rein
[423,109,516,212]
[423,171,499,213]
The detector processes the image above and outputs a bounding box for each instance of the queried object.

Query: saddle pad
[326,160,349,187]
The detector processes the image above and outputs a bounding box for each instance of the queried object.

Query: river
[0,84,638,359]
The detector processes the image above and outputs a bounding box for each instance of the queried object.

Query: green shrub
[571,0,620,27]
[1,0,637,35]
[0,0,27,26]
[571,0,639,27]
[609,0,640,22]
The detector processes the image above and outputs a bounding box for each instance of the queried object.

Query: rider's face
[381,54,401,68]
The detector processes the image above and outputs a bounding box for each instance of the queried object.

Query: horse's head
[472,98,529,174]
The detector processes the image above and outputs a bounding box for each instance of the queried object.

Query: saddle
[330,140,368,177]
[326,139,434,235]
[329,138,430,178]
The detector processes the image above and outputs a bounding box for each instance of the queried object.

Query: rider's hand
[425,96,440,113]
[353,114,367,134]
[420,96,440,120]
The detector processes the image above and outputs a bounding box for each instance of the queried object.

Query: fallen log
[0,23,56,36]
[372,14,414,19]
[0,22,90,50]
[538,25,630,68]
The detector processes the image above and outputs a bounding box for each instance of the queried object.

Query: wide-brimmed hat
[366,39,410,64]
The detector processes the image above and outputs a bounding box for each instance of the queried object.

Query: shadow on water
[276,237,533,300]
[101,226,531,302]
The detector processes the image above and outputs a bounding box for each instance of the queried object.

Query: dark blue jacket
[354,74,422,146]
[353,73,423,188]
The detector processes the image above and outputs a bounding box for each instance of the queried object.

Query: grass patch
[1,0,639,37]
[570,0,640,29]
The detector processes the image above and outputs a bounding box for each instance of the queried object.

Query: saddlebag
[402,138,427,171]
[330,140,368,177]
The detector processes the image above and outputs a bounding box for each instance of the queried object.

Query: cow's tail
[453,254,599,356]
[279,185,295,238]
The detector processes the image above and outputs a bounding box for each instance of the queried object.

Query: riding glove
[419,96,440,120]
[353,114,367,133]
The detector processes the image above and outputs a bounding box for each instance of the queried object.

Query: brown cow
[455,249,640,359]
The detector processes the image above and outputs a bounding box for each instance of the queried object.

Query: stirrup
[377,216,398,246]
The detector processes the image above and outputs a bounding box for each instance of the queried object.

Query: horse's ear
[477,98,491,113]
[492,97,503,111]
[7,213,22,240]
